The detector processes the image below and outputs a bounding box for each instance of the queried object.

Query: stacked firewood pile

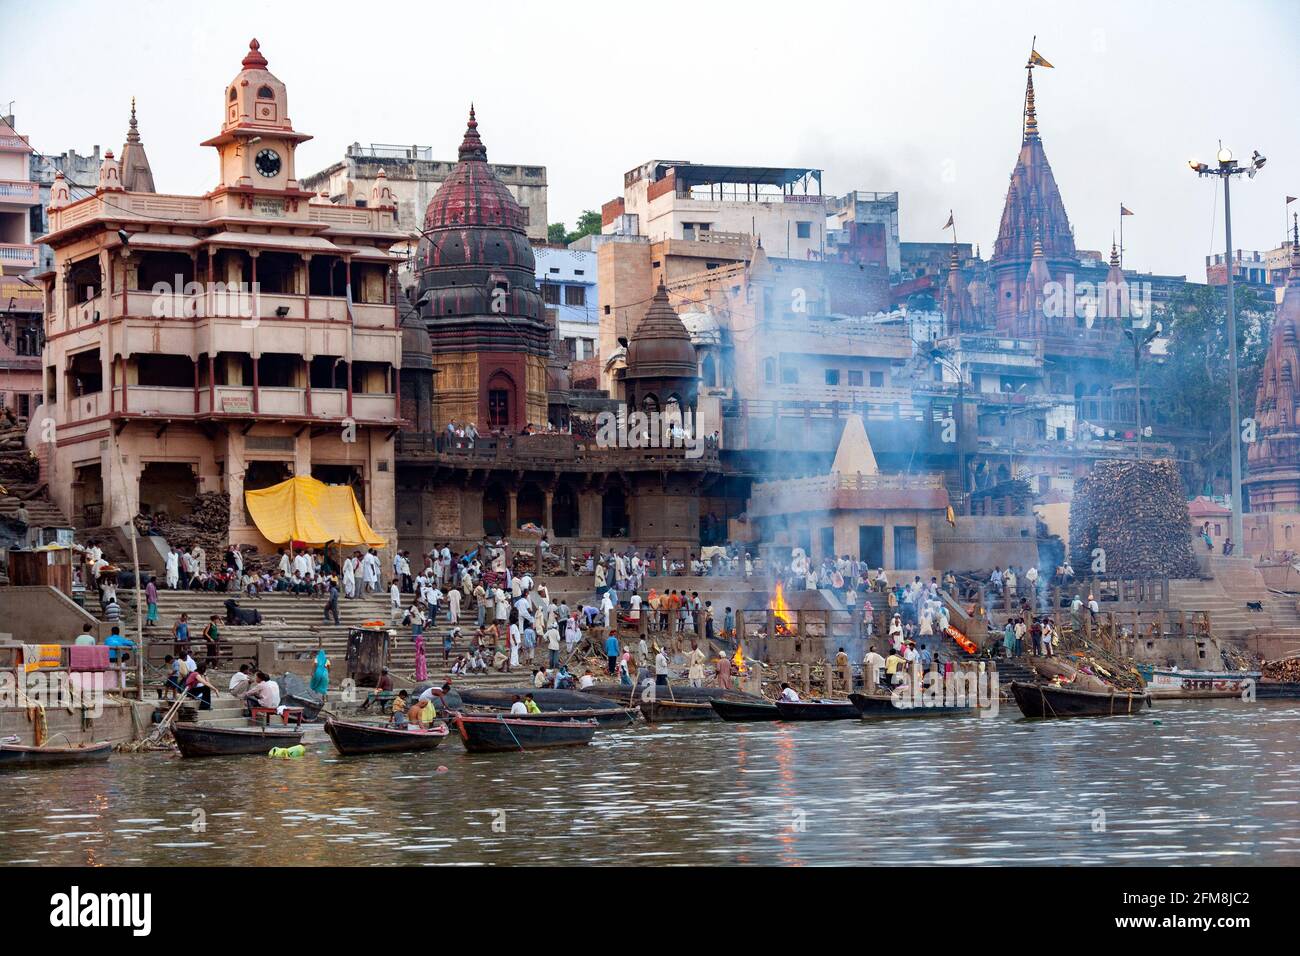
[1068,459,1199,578]
[134,491,232,556]
[1261,658,1300,682]
[511,550,564,576]
[0,412,40,485]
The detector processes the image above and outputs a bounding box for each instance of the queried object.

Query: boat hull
[460,687,625,712]
[639,699,720,723]
[453,714,597,753]
[324,718,449,755]
[1146,669,1260,699]
[0,741,113,768]
[848,692,975,718]
[773,699,861,721]
[1009,682,1151,719]
[513,707,639,727]
[710,699,780,721]
[172,723,304,758]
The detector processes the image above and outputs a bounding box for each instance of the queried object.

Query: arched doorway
[602,486,629,539]
[482,483,509,537]
[552,482,578,538]
[486,370,516,432]
[517,483,545,531]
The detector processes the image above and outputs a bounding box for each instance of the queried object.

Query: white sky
[3,0,1297,278]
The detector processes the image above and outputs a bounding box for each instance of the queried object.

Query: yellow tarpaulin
[244,476,386,548]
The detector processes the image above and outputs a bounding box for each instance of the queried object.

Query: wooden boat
[460,687,626,712]
[1145,668,1260,699]
[453,714,598,753]
[1009,681,1151,719]
[324,717,449,756]
[172,722,304,758]
[0,741,113,768]
[585,684,733,704]
[639,699,720,723]
[511,707,639,727]
[1255,682,1300,699]
[709,698,780,721]
[773,698,861,721]
[849,692,975,718]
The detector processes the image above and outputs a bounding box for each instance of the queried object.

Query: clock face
[254,148,282,178]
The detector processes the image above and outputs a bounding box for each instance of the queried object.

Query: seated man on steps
[242,671,280,716]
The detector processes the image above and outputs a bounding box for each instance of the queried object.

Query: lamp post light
[1122,319,1162,461]
[928,345,968,514]
[1189,145,1265,549]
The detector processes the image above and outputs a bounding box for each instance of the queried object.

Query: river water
[3,699,1298,866]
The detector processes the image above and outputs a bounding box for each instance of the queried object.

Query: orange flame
[732,642,747,675]
[770,581,791,626]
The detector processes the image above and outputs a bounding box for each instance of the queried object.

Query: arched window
[257,85,275,99]
[642,393,659,413]
[701,353,717,387]
[229,87,238,102]
[486,371,516,431]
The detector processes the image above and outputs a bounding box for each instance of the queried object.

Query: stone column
[506,489,518,539]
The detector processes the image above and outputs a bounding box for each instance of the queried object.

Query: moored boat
[848,692,975,718]
[172,722,304,758]
[710,698,780,721]
[324,718,449,755]
[512,707,639,727]
[773,698,861,721]
[1009,681,1151,719]
[460,687,626,712]
[453,714,598,753]
[0,741,113,768]
[639,698,720,723]
[1145,668,1259,699]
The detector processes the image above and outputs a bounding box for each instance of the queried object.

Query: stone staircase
[1167,557,1300,655]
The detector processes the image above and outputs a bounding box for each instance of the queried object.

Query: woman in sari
[311,640,331,698]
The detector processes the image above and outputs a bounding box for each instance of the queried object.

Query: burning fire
[732,642,747,675]
[770,582,793,635]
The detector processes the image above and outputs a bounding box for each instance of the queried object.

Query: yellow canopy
[244,476,386,548]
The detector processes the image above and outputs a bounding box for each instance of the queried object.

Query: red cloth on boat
[69,645,111,672]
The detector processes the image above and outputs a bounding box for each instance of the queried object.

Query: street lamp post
[1123,320,1162,461]
[1189,145,1265,549]
[929,347,967,514]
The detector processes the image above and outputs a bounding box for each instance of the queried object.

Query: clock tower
[201,39,312,200]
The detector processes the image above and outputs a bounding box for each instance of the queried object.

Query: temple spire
[458,104,486,162]
[119,97,155,193]
[1023,69,1038,141]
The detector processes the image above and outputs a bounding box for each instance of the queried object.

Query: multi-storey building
[300,141,548,247]
[0,113,43,416]
[534,246,598,362]
[31,40,403,553]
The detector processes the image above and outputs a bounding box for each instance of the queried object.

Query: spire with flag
[1023,39,1053,142]
[1119,203,1134,268]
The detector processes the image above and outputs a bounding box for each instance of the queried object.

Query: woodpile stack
[135,491,232,555]
[1068,459,1199,578]
[1261,658,1300,682]
[0,414,40,485]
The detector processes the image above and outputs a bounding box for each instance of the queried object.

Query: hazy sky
[3,0,1297,278]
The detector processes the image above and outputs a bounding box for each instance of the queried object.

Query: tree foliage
[1149,283,1272,496]
[548,210,603,246]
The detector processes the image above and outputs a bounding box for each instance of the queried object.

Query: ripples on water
[3,700,1298,866]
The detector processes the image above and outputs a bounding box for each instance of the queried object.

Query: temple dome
[624,283,698,380]
[413,108,546,354]
[421,108,529,235]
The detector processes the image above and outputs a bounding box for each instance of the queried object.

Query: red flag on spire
[1120,205,1134,216]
